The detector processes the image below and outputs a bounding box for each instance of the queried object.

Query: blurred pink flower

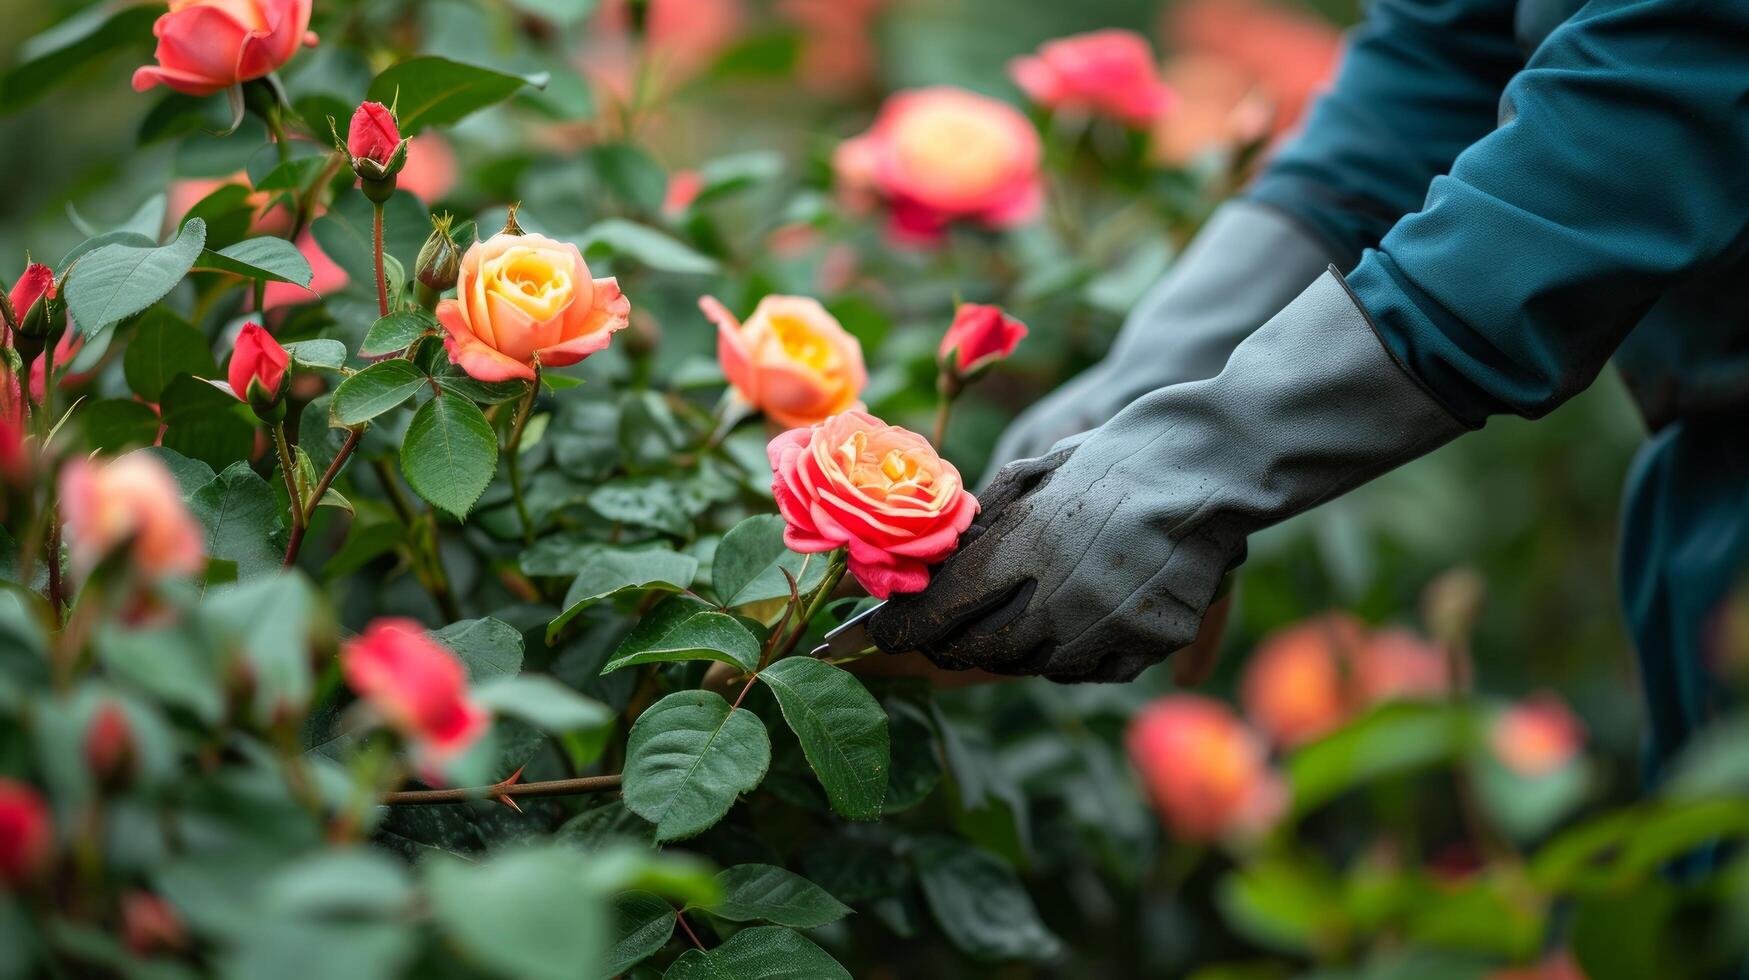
[1491,693,1585,777]
[1152,53,1273,165]
[1242,614,1449,748]
[1128,695,1287,842]
[60,454,207,581]
[663,169,703,216]
[399,132,458,203]
[263,232,348,310]
[1010,29,1176,128]
[581,0,746,104]
[342,618,489,772]
[0,778,52,886]
[1165,0,1341,135]
[778,0,885,95]
[835,87,1042,244]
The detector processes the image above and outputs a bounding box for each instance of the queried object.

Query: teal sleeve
[1347,0,1749,425]
[1247,0,1523,265]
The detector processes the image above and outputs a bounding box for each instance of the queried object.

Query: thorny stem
[283,428,363,568]
[272,423,306,538]
[372,202,390,317]
[675,912,706,950]
[371,458,461,620]
[505,374,539,546]
[380,773,621,805]
[775,550,848,664]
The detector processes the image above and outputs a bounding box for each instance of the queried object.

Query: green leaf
[177,183,253,247]
[434,618,525,681]
[254,156,330,193]
[548,549,701,642]
[623,691,769,842]
[578,219,718,275]
[1287,702,1462,816]
[425,847,603,980]
[474,676,613,734]
[0,5,160,112]
[65,219,207,336]
[603,892,675,978]
[282,340,348,372]
[361,309,438,356]
[588,477,693,537]
[664,926,849,980]
[367,57,547,134]
[587,144,668,213]
[194,237,314,285]
[693,152,785,208]
[711,516,828,608]
[912,837,1062,963]
[188,462,287,581]
[79,399,161,453]
[197,574,322,715]
[159,374,256,471]
[1573,886,1677,980]
[704,865,850,928]
[123,309,217,402]
[310,189,431,289]
[433,367,529,405]
[757,657,889,821]
[599,596,760,674]
[329,359,427,425]
[401,395,499,518]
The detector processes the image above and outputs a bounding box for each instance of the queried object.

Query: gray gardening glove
[987,201,1332,480]
[870,269,1469,682]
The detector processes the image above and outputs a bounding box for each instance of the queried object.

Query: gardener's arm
[871,0,1749,680]
[994,0,1521,466]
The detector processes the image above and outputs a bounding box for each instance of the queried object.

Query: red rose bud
[227,323,290,422]
[121,891,187,956]
[6,262,53,332]
[0,412,28,489]
[341,618,489,777]
[85,702,135,788]
[0,778,53,887]
[340,102,409,201]
[939,303,1028,377]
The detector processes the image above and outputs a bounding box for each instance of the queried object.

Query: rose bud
[1127,695,1287,843]
[0,411,28,490]
[227,323,291,422]
[769,411,978,598]
[0,778,53,887]
[833,87,1043,243]
[416,212,463,295]
[60,455,207,581]
[1491,693,1585,777]
[7,262,65,364]
[122,891,187,956]
[1009,30,1177,128]
[131,0,318,97]
[436,230,630,382]
[700,294,867,428]
[338,101,410,202]
[6,262,54,333]
[341,618,490,775]
[939,303,1027,379]
[85,702,136,789]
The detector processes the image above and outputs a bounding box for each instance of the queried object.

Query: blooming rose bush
[1,3,1744,979]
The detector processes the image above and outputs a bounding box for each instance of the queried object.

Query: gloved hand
[987,201,1332,479]
[870,270,1470,682]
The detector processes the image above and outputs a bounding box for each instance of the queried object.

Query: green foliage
[623,691,771,842]
[759,657,890,820]
[64,218,206,335]
[401,394,499,517]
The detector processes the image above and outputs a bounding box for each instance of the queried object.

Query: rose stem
[39,342,63,628]
[380,773,621,805]
[675,912,706,950]
[504,372,539,546]
[932,371,962,448]
[372,202,390,318]
[773,550,848,663]
[283,427,363,568]
[272,422,307,543]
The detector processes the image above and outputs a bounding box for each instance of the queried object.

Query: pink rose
[60,455,206,580]
[1241,614,1448,748]
[341,618,489,769]
[226,322,289,406]
[1127,696,1287,842]
[0,778,53,886]
[769,410,978,598]
[701,294,866,428]
[1009,29,1176,128]
[131,0,318,97]
[834,87,1043,243]
[436,232,631,382]
[1491,693,1585,777]
[939,303,1027,376]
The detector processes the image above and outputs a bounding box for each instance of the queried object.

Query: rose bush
[1,2,1746,979]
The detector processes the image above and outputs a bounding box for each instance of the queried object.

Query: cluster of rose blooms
[1127,614,1588,844]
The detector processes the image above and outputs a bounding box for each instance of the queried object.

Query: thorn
[494,794,523,814]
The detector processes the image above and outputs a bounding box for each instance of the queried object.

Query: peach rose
[1491,693,1585,777]
[436,232,631,382]
[701,294,866,428]
[341,618,490,770]
[769,410,978,599]
[835,87,1043,243]
[1127,696,1287,842]
[1009,29,1176,128]
[132,0,318,97]
[1242,614,1448,747]
[60,455,206,580]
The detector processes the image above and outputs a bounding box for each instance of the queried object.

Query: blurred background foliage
[0,0,1668,976]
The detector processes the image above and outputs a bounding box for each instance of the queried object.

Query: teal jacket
[1249,0,1749,430]
[1248,0,1749,779]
